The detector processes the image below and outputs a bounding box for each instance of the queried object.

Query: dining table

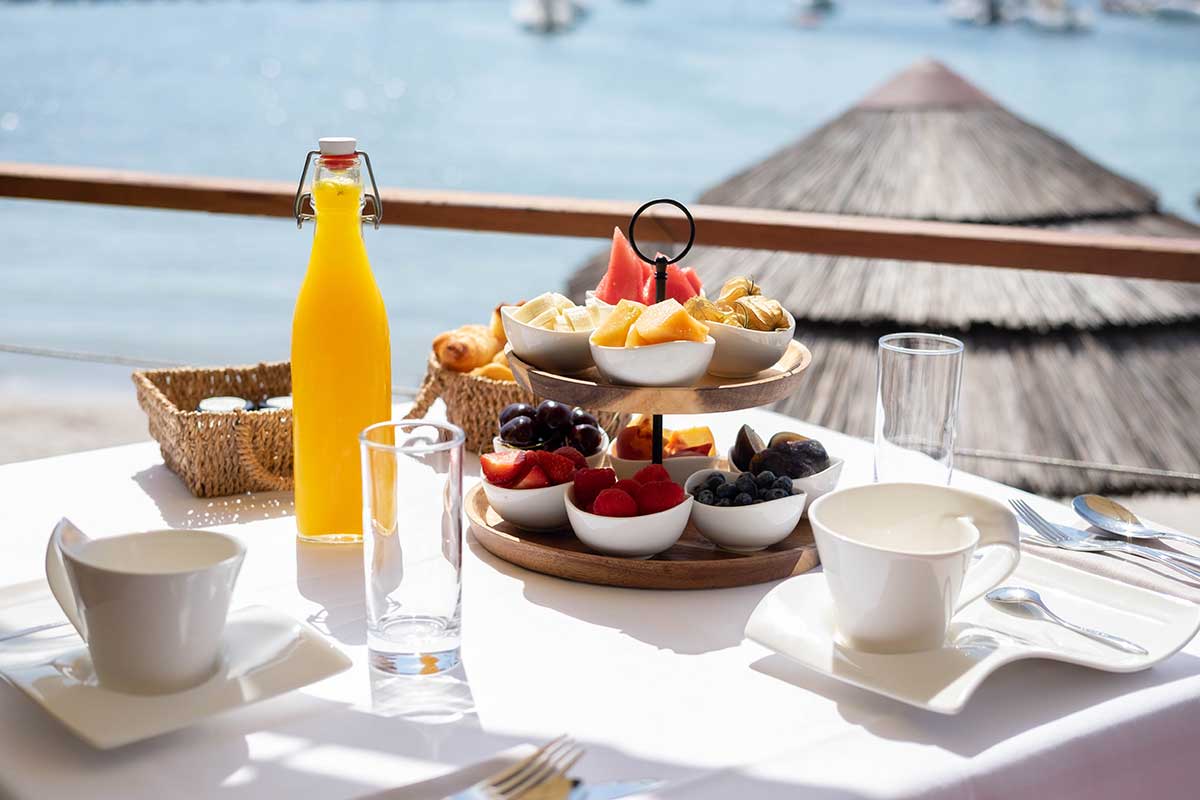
[1,404,1198,800]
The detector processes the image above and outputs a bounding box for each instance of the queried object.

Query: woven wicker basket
[406,353,624,455]
[133,361,294,498]
[135,355,624,499]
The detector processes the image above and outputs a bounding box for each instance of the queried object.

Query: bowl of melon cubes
[589,298,715,387]
[501,292,611,374]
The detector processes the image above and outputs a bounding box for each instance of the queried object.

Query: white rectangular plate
[0,604,352,748]
[745,553,1200,714]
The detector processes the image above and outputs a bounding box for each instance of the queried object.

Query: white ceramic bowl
[565,487,692,558]
[589,336,716,387]
[501,305,599,375]
[481,480,571,531]
[609,444,718,485]
[724,450,844,516]
[683,469,807,552]
[705,310,796,378]
[493,428,609,469]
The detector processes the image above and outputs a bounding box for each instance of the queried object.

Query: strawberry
[612,479,642,497]
[552,446,588,471]
[481,450,530,487]
[592,487,639,517]
[530,450,577,486]
[632,464,670,485]
[573,467,617,509]
[635,480,685,515]
[513,463,551,490]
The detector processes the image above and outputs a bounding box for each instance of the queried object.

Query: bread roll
[433,324,501,372]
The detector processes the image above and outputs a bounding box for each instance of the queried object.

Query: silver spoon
[1073,495,1200,548]
[986,587,1148,656]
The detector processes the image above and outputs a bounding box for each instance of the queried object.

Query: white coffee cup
[809,483,1020,654]
[45,518,245,694]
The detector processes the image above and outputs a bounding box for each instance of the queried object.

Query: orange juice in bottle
[291,137,391,543]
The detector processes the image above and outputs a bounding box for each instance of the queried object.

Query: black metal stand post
[626,200,696,467]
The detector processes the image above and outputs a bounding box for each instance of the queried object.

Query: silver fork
[1011,499,1200,582]
[451,736,584,800]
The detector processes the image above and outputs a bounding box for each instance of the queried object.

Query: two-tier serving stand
[467,200,819,590]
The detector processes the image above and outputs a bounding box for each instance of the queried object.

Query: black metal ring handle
[627,198,696,266]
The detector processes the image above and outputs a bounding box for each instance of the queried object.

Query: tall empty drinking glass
[360,420,465,675]
[874,333,964,485]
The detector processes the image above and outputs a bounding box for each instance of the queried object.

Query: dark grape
[500,403,536,426]
[570,408,599,429]
[499,415,535,446]
[540,429,567,451]
[568,424,603,456]
[755,471,778,489]
[535,400,571,431]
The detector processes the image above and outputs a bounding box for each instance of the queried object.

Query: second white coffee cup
[46,518,245,695]
[809,483,1019,654]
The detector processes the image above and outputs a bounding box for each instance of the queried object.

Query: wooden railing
[2,161,1199,282]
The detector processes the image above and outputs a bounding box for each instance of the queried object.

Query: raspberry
[592,487,638,517]
[573,467,617,510]
[552,446,588,471]
[631,464,671,485]
[530,450,577,486]
[635,480,685,515]
[612,479,642,498]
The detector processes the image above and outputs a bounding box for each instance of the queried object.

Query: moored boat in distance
[513,0,579,34]
[1154,0,1200,22]
[1021,0,1093,32]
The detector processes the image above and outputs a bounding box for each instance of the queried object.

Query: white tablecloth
[1,407,1198,799]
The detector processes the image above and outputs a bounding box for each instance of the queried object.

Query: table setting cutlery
[448,736,584,800]
[1072,494,1200,548]
[985,587,1148,655]
[1011,499,1200,582]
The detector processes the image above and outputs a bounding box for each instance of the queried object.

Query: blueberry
[704,473,726,491]
[734,473,757,495]
[753,498,765,504]
[734,492,754,506]
[771,476,793,493]
[715,483,738,500]
[755,471,777,489]
[499,415,535,446]
[764,487,789,501]
[715,498,733,507]
[697,490,715,505]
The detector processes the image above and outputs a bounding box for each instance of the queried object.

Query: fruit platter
[467,199,834,590]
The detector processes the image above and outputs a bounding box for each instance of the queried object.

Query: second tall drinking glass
[360,420,465,675]
[874,333,964,485]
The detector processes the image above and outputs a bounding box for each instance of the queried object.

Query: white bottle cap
[318,137,357,156]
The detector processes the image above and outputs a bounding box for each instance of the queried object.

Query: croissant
[433,324,501,372]
[470,361,514,382]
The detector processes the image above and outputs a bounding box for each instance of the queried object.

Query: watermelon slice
[681,266,703,295]
[594,228,646,305]
[640,264,700,305]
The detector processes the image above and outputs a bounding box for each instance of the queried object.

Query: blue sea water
[0,0,1197,392]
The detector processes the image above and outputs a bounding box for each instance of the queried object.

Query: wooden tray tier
[467,483,820,590]
[504,340,812,415]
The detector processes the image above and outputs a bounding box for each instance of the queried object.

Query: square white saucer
[0,605,352,748]
[745,553,1200,714]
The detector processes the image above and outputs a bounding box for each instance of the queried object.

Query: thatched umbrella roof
[568,59,1200,495]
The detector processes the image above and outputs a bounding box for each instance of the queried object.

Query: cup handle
[955,506,1021,613]
[45,518,88,640]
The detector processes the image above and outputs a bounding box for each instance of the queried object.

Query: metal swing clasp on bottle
[292,137,384,230]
